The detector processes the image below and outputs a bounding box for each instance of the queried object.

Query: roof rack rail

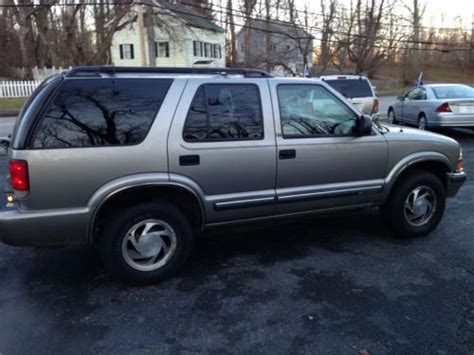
[65,66,273,78]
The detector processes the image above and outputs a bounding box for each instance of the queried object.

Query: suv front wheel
[100,201,193,285]
[381,171,446,238]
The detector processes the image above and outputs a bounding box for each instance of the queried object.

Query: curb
[0,111,19,118]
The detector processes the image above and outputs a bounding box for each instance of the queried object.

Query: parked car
[388,84,474,130]
[0,66,466,284]
[319,74,379,116]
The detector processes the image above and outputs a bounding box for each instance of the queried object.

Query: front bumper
[446,171,467,197]
[0,205,92,247]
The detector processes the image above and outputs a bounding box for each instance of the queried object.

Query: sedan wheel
[388,109,397,124]
[418,115,427,130]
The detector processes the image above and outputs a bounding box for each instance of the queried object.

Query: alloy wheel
[418,116,427,130]
[404,186,437,227]
[121,219,177,271]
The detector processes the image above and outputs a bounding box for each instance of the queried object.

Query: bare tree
[319,0,338,72]
[242,0,257,64]
[225,0,237,66]
[333,0,406,78]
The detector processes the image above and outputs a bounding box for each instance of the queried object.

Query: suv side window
[32,78,172,148]
[278,84,358,138]
[183,84,264,142]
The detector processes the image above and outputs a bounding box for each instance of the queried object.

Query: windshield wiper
[373,117,389,134]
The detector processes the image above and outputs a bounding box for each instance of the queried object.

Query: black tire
[381,171,446,238]
[418,113,428,130]
[387,108,398,124]
[99,201,193,285]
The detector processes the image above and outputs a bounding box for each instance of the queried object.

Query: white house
[111,0,226,67]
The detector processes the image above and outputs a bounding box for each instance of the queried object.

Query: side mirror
[355,115,373,136]
[397,95,404,101]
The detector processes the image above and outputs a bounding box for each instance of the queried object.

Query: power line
[205,1,472,48]
[236,0,474,32]
[0,0,471,52]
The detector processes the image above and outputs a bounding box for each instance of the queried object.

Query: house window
[155,42,170,57]
[204,43,211,58]
[213,44,221,59]
[193,41,203,57]
[119,44,134,60]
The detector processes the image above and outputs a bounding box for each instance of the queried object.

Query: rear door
[168,78,277,224]
[270,80,388,215]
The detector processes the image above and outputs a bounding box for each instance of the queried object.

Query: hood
[381,123,460,147]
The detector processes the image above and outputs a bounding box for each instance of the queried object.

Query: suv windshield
[432,85,474,99]
[324,79,373,98]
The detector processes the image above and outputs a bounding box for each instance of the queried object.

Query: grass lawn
[0,97,27,111]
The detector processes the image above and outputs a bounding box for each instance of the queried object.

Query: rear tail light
[436,102,452,113]
[9,159,29,191]
[337,76,347,80]
[372,99,379,114]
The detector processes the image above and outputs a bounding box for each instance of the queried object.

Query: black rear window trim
[13,75,64,150]
[27,77,173,150]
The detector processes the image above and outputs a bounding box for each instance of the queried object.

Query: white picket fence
[15,66,72,81]
[0,80,41,98]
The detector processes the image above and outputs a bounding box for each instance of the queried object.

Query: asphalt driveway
[0,128,473,354]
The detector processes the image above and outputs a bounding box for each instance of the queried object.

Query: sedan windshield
[432,85,474,99]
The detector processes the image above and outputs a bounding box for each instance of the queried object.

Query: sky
[303,0,474,29]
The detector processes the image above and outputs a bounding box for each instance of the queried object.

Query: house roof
[139,0,225,33]
[237,18,313,40]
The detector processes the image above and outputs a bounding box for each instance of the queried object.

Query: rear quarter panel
[10,78,187,211]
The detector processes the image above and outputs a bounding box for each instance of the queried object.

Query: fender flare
[86,173,206,242]
[381,151,452,201]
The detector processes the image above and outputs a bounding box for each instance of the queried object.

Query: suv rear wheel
[99,201,193,285]
[381,171,446,238]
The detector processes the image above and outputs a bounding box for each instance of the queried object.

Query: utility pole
[137,3,147,67]
[470,13,474,65]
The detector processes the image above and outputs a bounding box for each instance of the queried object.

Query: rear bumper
[446,171,467,197]
[0,205,92,247]
[430,113,474,127]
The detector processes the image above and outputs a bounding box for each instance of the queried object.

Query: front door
[402,87,426,124]
[168,78,277,224]
[269,80,388,215]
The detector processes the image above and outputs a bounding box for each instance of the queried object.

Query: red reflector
[372,99,379,114]
[9,160,29,191]
[436,102,452,113]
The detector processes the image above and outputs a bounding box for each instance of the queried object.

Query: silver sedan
[387,84,474,130]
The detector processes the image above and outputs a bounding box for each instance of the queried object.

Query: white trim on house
[111,3,226,67]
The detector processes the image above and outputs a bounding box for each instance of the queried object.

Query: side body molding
[381,151,453,201]
[86,173,207,242]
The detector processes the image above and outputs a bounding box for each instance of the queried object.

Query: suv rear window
[32,78,172,148]
[324,79,373,98]
[183,84,264,142]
